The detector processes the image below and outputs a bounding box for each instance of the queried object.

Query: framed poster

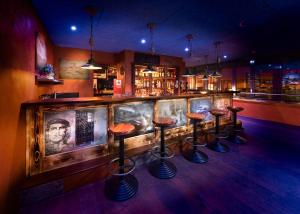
[59,59,90,79]
[213,95,232,111]
[35,32,47,72]
[43,107,107,156]
[113,101,154,136]
[27,105,108,175]
[157,99,187,127]
[190,97,213,122]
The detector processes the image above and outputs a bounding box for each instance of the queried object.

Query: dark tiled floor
[21,117,300,214]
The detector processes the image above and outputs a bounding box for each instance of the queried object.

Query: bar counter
[23,92,234,106]
[23,92,233,177]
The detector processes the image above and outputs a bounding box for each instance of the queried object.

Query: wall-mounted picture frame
[26,105,108,176]
[35,32,47,73]
[157,99,187,127]
[59,59,90,79]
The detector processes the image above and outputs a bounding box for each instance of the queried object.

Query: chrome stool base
[182,149,208,164]
[148,159,177,179]
[228,134,247,144]
[105,174,138,201]
[182,137,208,164]
[207,140,230,153]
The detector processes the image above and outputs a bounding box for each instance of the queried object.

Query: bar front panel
[25,93,233,176]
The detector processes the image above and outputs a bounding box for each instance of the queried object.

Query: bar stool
[105,123,138,201]
[148,117,177,179]
[207,109,230,153]
[227,106,247,144]
[182,113,208,164]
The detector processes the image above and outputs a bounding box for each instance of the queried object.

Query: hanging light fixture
[209,41,222,78]
[186,34,193,58]
[182,34,195,77]
[141,23,157,74]
[182,67,195,77]
[81,6,102,70]
[201,54,209,80]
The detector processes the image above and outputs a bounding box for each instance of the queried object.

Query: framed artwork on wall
[59,59,90,79]
[35,32,47,72]
[35,32,61,83]
[26,105,108,176]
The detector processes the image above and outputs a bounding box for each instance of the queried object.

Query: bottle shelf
[133,64,177,96]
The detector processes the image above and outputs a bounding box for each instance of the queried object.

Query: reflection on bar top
[22,91,236,106]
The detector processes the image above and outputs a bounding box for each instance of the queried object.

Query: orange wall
[0,1,55,212]
[233,99,300,127]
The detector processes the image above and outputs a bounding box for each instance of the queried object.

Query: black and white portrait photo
[43,107,107,156]
[44,110,75,156]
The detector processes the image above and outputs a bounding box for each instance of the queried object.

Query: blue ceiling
[31,0,300,66]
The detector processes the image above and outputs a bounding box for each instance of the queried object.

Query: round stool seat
[153,117,175,127]
[187,113,205,121]
[109,123,135,136]
[227,106,244,113]
[209,109,227,117]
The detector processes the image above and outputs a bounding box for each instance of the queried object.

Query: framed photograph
[27,105,108,175]
[213,95,232,111]
[113,101,154,136]
[35,32,47,72]
[59,59,89,79]
[213,95,232,121]
[44,110,76,156]
[157,99,187,127]
[190,97,213,122]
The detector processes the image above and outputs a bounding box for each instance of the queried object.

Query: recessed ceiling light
[70,25,77,31]
[185,47,189,52]
[141,39,146,44]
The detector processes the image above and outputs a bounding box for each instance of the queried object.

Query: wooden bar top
[22,92,235,107]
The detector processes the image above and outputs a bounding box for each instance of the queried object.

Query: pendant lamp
[182,68,195,77]
[81,6,102,70]
[209,41,222,78]
[201,55,209,80]
[143,64,157,73]
[141,23,158,74]
[182,34,195,77]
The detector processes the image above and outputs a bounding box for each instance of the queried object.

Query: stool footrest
[148,159,177,179]
[226,124,244,132]
[184,137,207,147]
[109,157,136,176]
[105,174,138,201]
[151,146,175,159]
